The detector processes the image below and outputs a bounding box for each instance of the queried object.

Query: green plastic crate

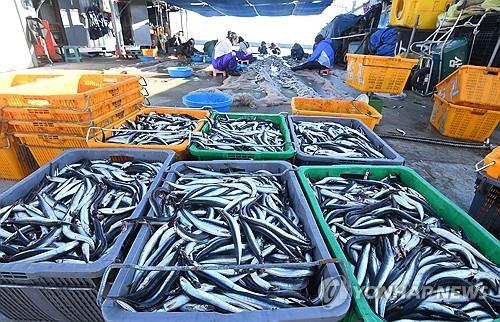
[297,165,500,322]
[188,112,295,160]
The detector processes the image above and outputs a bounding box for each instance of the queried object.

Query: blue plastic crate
[182,92,233,112]
[0,148,175,322]
[167,66,193,78]
[288,115,405,166]
[102,160,350,322]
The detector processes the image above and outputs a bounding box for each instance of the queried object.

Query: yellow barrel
[390,0,453,30]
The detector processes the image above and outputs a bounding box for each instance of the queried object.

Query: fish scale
[309,175,500,321]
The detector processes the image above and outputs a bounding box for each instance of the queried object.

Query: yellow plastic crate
[430,95,500,142]
[346,54,418,94]
[0,74,142,109]
[3,90,143,123]
[0,133,34,180]
[390,0,453,29]
[436,66,500,111]
[8,98,143,136]
[87,107,210,154]
[291,97,383,129]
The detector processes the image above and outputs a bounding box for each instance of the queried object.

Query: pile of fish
[308,174,500,321]
[104,112,199,145]
[191,116,286,152]
[293,120,385,159]
[248,56,318,97]
[0,159,162,264]
[115,166,325,313]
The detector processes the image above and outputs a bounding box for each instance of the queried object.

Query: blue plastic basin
[138,55,155,63]
[167,66,193,78]
[182,92,233,112]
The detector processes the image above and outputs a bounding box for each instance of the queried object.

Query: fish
[191,115,286,152]
[307,173,500,321]
[0,159,162,264]
[116,166,323,313]
[104,112,199,146]
[293,120,385,159]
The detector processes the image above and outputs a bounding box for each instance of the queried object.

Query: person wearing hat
[212,31,240,76]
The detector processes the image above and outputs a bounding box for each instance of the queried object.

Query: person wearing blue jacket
[292,35,334,71]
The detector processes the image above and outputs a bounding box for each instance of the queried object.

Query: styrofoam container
[288,115,405,166]
[0,148,175,322]
[102,160,351,322]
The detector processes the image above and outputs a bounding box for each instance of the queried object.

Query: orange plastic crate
[0,133,34,180]
[0,73,63,88]
[3,90,143,123]
[436,65,500,111]
[8,98,143,136]
[87,107,210,154]
[291,97,382,129]
[345,54,418,94]
[430,95,500,142]
[141,48,158,57]
[0,74,142,109]
[477,147,500,180]
[14,133,90,167]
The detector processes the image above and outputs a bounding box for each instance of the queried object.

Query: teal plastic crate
[297,165,500,322]
[188,112,295,160]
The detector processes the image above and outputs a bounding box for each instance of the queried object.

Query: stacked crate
[0,73,65,179]
[431,65,500,142]
[0,74,145,167]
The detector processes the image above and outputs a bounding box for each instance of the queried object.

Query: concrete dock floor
[0,56,498,212]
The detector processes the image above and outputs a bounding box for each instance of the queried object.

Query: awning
[166,1,334,17]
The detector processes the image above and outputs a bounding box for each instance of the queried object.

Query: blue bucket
[138,55,155,63]
[182,92,233,112]
[167,66,193,78]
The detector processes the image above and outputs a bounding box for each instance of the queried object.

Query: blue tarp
[369,28,397,56]
[318,14,363,52]
[167,0,334,17]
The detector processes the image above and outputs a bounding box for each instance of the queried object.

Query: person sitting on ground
[236,36,254,62]
[180,38,198,57]
[291,34,334,72]
[212,31,240,76]
[203,39,218,58]
[258,41,268,55]
[270,43,281,55]
[291,43,305,60]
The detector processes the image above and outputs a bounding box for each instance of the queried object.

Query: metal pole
[405,15,420,58]
[488,34,500,67]
[108,0,124,57]
[180,9,184,34]
[185,9,188,39]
